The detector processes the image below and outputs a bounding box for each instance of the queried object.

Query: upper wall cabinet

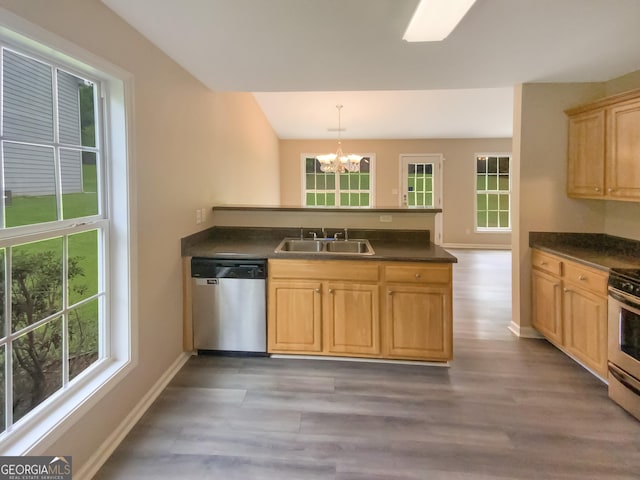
[566,89,640,201]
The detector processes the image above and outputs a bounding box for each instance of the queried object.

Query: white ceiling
[101,0,640,139]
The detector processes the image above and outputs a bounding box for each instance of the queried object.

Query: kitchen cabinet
[566,88,640,201]
[531,250,563,345]
[268,279,322,352]
[567,110,605,197]
[606,97,640,200]
[383,264,452,361]
[268,259,453,361]
[530,249,608,378]
[268,260,380,356]
[562,261,608,377]
[324,282,379,355]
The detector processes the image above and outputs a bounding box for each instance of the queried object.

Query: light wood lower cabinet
[268,260,380,357]
[385,284,451,361]
[268,280,322,352]
[563,286,608,376]
[268,259,453,362]
[530,249,608,378]
[324,282,380,355]
[531,268,563,345]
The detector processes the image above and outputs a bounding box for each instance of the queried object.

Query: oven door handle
[609,289,640,311]
[609,364,640,396]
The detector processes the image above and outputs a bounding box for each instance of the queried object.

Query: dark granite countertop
[182,227,457,263]
[529,232,640,271]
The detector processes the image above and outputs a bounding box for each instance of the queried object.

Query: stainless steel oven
[608,268,640,420]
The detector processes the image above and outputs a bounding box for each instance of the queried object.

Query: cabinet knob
[328,288,334,294]
[564,288,571,293]
[315,288,320,293]
[578,275,586,281]
[540,261,548,266]
[595,187,600,192]
[608,188,613,193]
[415,273,421,279]
[388,290,393,295]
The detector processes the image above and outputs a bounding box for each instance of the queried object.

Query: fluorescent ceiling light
[403,0,477,42]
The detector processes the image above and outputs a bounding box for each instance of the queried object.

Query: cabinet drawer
[269,259,379,282]
[384,263,451,284]
[563,261,608,296]
[531,250,562,276]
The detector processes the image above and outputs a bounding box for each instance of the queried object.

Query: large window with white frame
[475,153,511,231]
[0,21,132,452]
[302,155,375,207]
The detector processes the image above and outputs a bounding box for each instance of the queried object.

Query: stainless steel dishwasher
[191,258,267,354]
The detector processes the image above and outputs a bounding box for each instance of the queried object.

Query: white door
[400,154,443,208]
[399,154,443,244]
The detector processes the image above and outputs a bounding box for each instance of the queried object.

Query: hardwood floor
[96,250,640,479]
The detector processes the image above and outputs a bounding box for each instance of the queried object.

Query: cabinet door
[606,99,640,200]
[324,282,380,355]
[385,285,452,361]
[563,286,607,377]
[567,109,605,198]
[531,269,563,345]
[268,280,322,353]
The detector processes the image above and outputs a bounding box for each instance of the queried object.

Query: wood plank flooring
[96,250,640,479]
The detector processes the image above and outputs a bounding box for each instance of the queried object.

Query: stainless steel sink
[274,238,375,255]
[275,239,324,252]
[325,240,371,253]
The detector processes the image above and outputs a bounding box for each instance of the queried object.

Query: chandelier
[316,105,363,173]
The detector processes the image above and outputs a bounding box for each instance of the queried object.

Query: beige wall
[0,0,279,471]
[212,209,437,233]
[280,138,512,246]
[513,82,606,333]
[512,74,640,333]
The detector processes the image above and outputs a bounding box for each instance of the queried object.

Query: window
[476,154,511,230]
[302,155,374,207]
[0,19,132,454]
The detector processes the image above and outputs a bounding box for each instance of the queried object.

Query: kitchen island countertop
[182,227,457,263]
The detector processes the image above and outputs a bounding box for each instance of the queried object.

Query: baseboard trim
[442,243,511,250]
[270,354,449,367]
[74,351,192,480]
[508,322,543,339]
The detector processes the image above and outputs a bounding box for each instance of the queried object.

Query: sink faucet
[334,232,344,240]
[309,231,318,240]
[321,227,327,238]
[344,228,349,240]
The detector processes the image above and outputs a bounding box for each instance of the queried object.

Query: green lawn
[6,162,100,319]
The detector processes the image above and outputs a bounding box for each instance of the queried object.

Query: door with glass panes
[400,154,442,208]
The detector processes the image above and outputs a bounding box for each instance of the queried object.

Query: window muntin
[303,156,373,207]
[476,154,511,230]
[0,45,106,433]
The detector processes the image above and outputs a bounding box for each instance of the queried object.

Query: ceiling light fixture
[316,105,363,173]
[403,0,477,42]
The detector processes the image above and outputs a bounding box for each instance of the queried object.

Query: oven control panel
[609,275,640,297]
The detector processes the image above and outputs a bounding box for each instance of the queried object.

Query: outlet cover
[196,209,202,224]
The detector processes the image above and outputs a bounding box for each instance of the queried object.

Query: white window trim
[474,152,512,233]
[0,8,137,455]
[300,153,376,208]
